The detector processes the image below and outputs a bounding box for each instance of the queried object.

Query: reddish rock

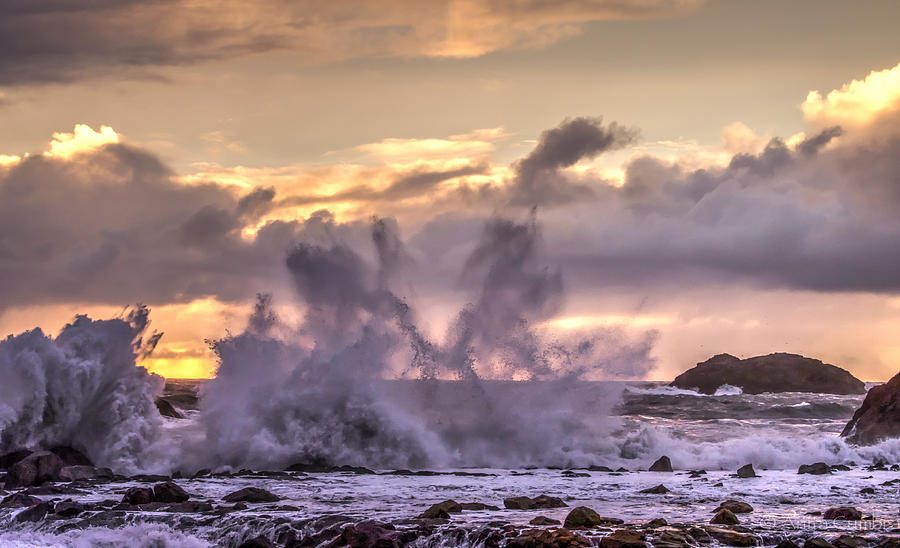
[842,372,900,444]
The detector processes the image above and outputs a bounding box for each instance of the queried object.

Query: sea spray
[198,215,657,470]
[0,306,173,473]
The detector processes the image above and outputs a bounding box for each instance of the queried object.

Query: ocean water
[4,381,900,547]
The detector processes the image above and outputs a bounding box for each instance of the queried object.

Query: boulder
[530,516,562,525]
[775,541,801,548]
[705,527,758,547]
[419,500,461,519]
[0,492,42,508]
[60,465,114,481]
[647,518,667,527]
[833,536,869,548]
[736,464,756,478]
[222,487,281,503]
[654,530,693,548]
[564,506,604,528]
[842,372,900,444]
[0,449,32,470]
[459,502,500,510]
[152,481,189,503]
[155,398,184,419]
[600,530,647,548]
[649,456,673,472]
[805,539,837,548]
[238,537,276,548]
[508,528,591,548]
[54,500,85,517]
[823,507,862,520]
[504,495,567,510]
[49,446,92,466]
[716,500,753,514]
[710,508,739,525]
[325,521,412,548]
[671,353,865,395]
[799,463,831,475]
[639,484,670,494]
[14,501,52,522]
[4,450,64,488]
[122,486,154,505]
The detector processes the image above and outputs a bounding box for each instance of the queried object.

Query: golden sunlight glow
[0,154,22,166]
[802,61,900,127]
[354,127,508,163]
[142,355,215,379]
[47,124,120,159]
[545,314,676,330]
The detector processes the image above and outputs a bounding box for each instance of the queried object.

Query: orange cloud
[47,124,120,159]
[802,61,900,129]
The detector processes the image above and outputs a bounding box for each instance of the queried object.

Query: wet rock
[222,487,281,503]
[860,487,876,494]
[60,465,114,481]
[131,474,171,482]
[122,486,154,505]
[163,501,213,513]
[530,516,562,525]
[562,471,590,478]
[286,463,375,475]
[155,397,184,419]
[54,500,85,517]
[564,506,604,528]
[238,536,276,548]
[504,495,567,509]
[508,528,592,548]
[775,540,801,548]
[600,529,647,548]
[716,500,753,514]
[49,446,92,466]
[710,508,739,525]
[0,449,32,470]
[833,536,869,548]
[654,530,693,548]
[831,464,851,471]
[805,539,837,548]
[420,500,462,518]
[639,484,670,494]
[326,521,410,548]
[4,450,64,488]
[704,527,758,546]
[460,502,500,511]
[647,518,667,527]
[0,492,42,508]
[589,465,613,472]
[671,353,864,395]
[842,371,900,444]
[649,456,673,472]
[152,481,189,503]
[15,501,53,522]
[823,507,862,520]
[736,464,756,478]
[875,538,900,548]
[687,527,711,544]
[799,463,832,475]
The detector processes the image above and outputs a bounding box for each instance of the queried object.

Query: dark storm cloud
[509,117,638,206]
[0,0,702,86]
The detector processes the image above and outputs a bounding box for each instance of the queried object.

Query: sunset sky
[2,0,900,380]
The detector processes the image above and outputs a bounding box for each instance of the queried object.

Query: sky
[1,0,900,381]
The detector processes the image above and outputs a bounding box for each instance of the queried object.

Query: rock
[671,353,865,395]
[823,507,862,520]
[222,487,281,503]
[639,484,670,494]
[842,372,900,444]
[705,527,758,546]
[805,539,837,548]
[60,465,114,481]
[155,397,184,419]
[775,540,801,548]
[122,486,154,505]
[647,518,668,527]
[530,516,562,525]
[589,465,613,472]
[600,530,647,548]
[15,501,53,522]
[49,446,92,466]
[564,506,604,528]
[162,501,213,513]
[736,464,756,478]
[54,500,85,517]
[286,462,375,474]
[504,495,567,509]
[799,463,832,475]
[238,536,276,548]
[0,492,42,508]
[716,500,753,514]
[326,521,410,548]
[0,449,32,470]
[860,487,876,494]
[459,502,500,511]
[710,508,739,525]
[562,470,590,478]
[649,456,673,472]
[4,450,64,488]
[420,500,461,518]
[833,536,869,548]
[508,528,592,548]
[152,481,189,503]
[654,530,693,548]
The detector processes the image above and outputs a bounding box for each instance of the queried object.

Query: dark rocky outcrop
[530,516,561,526]
[842,372,900,444]
[153,481,189,503]
[155,398,184,419]
[4,450,64,488]
[60,465,114,481]
[671,353,865,395]
[54,500,85,517]
[508,528,591,548]
[49,446,92,466]
[14,501,53,522]
[222,487,281,503]
[716,500,753,514]
[639,484,670,494]
[600,530,647,548]
[239,536,276,548]
[798,463,832,475]
[823,507,862,520]
[649,456,673,472]
[504,495,567,510]
[0,449,32,470]
[710,508,739,525]
[564,506,604,528]
[0,492,41,508]
[123,487,155,505]
[736,464,756,478]
[705,527,758,547]
[419,500,461,519]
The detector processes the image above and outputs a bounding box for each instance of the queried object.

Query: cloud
[802,61,900,129]
[47,124,120,159]
[353,127,509,163]
[0,0,704,86]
